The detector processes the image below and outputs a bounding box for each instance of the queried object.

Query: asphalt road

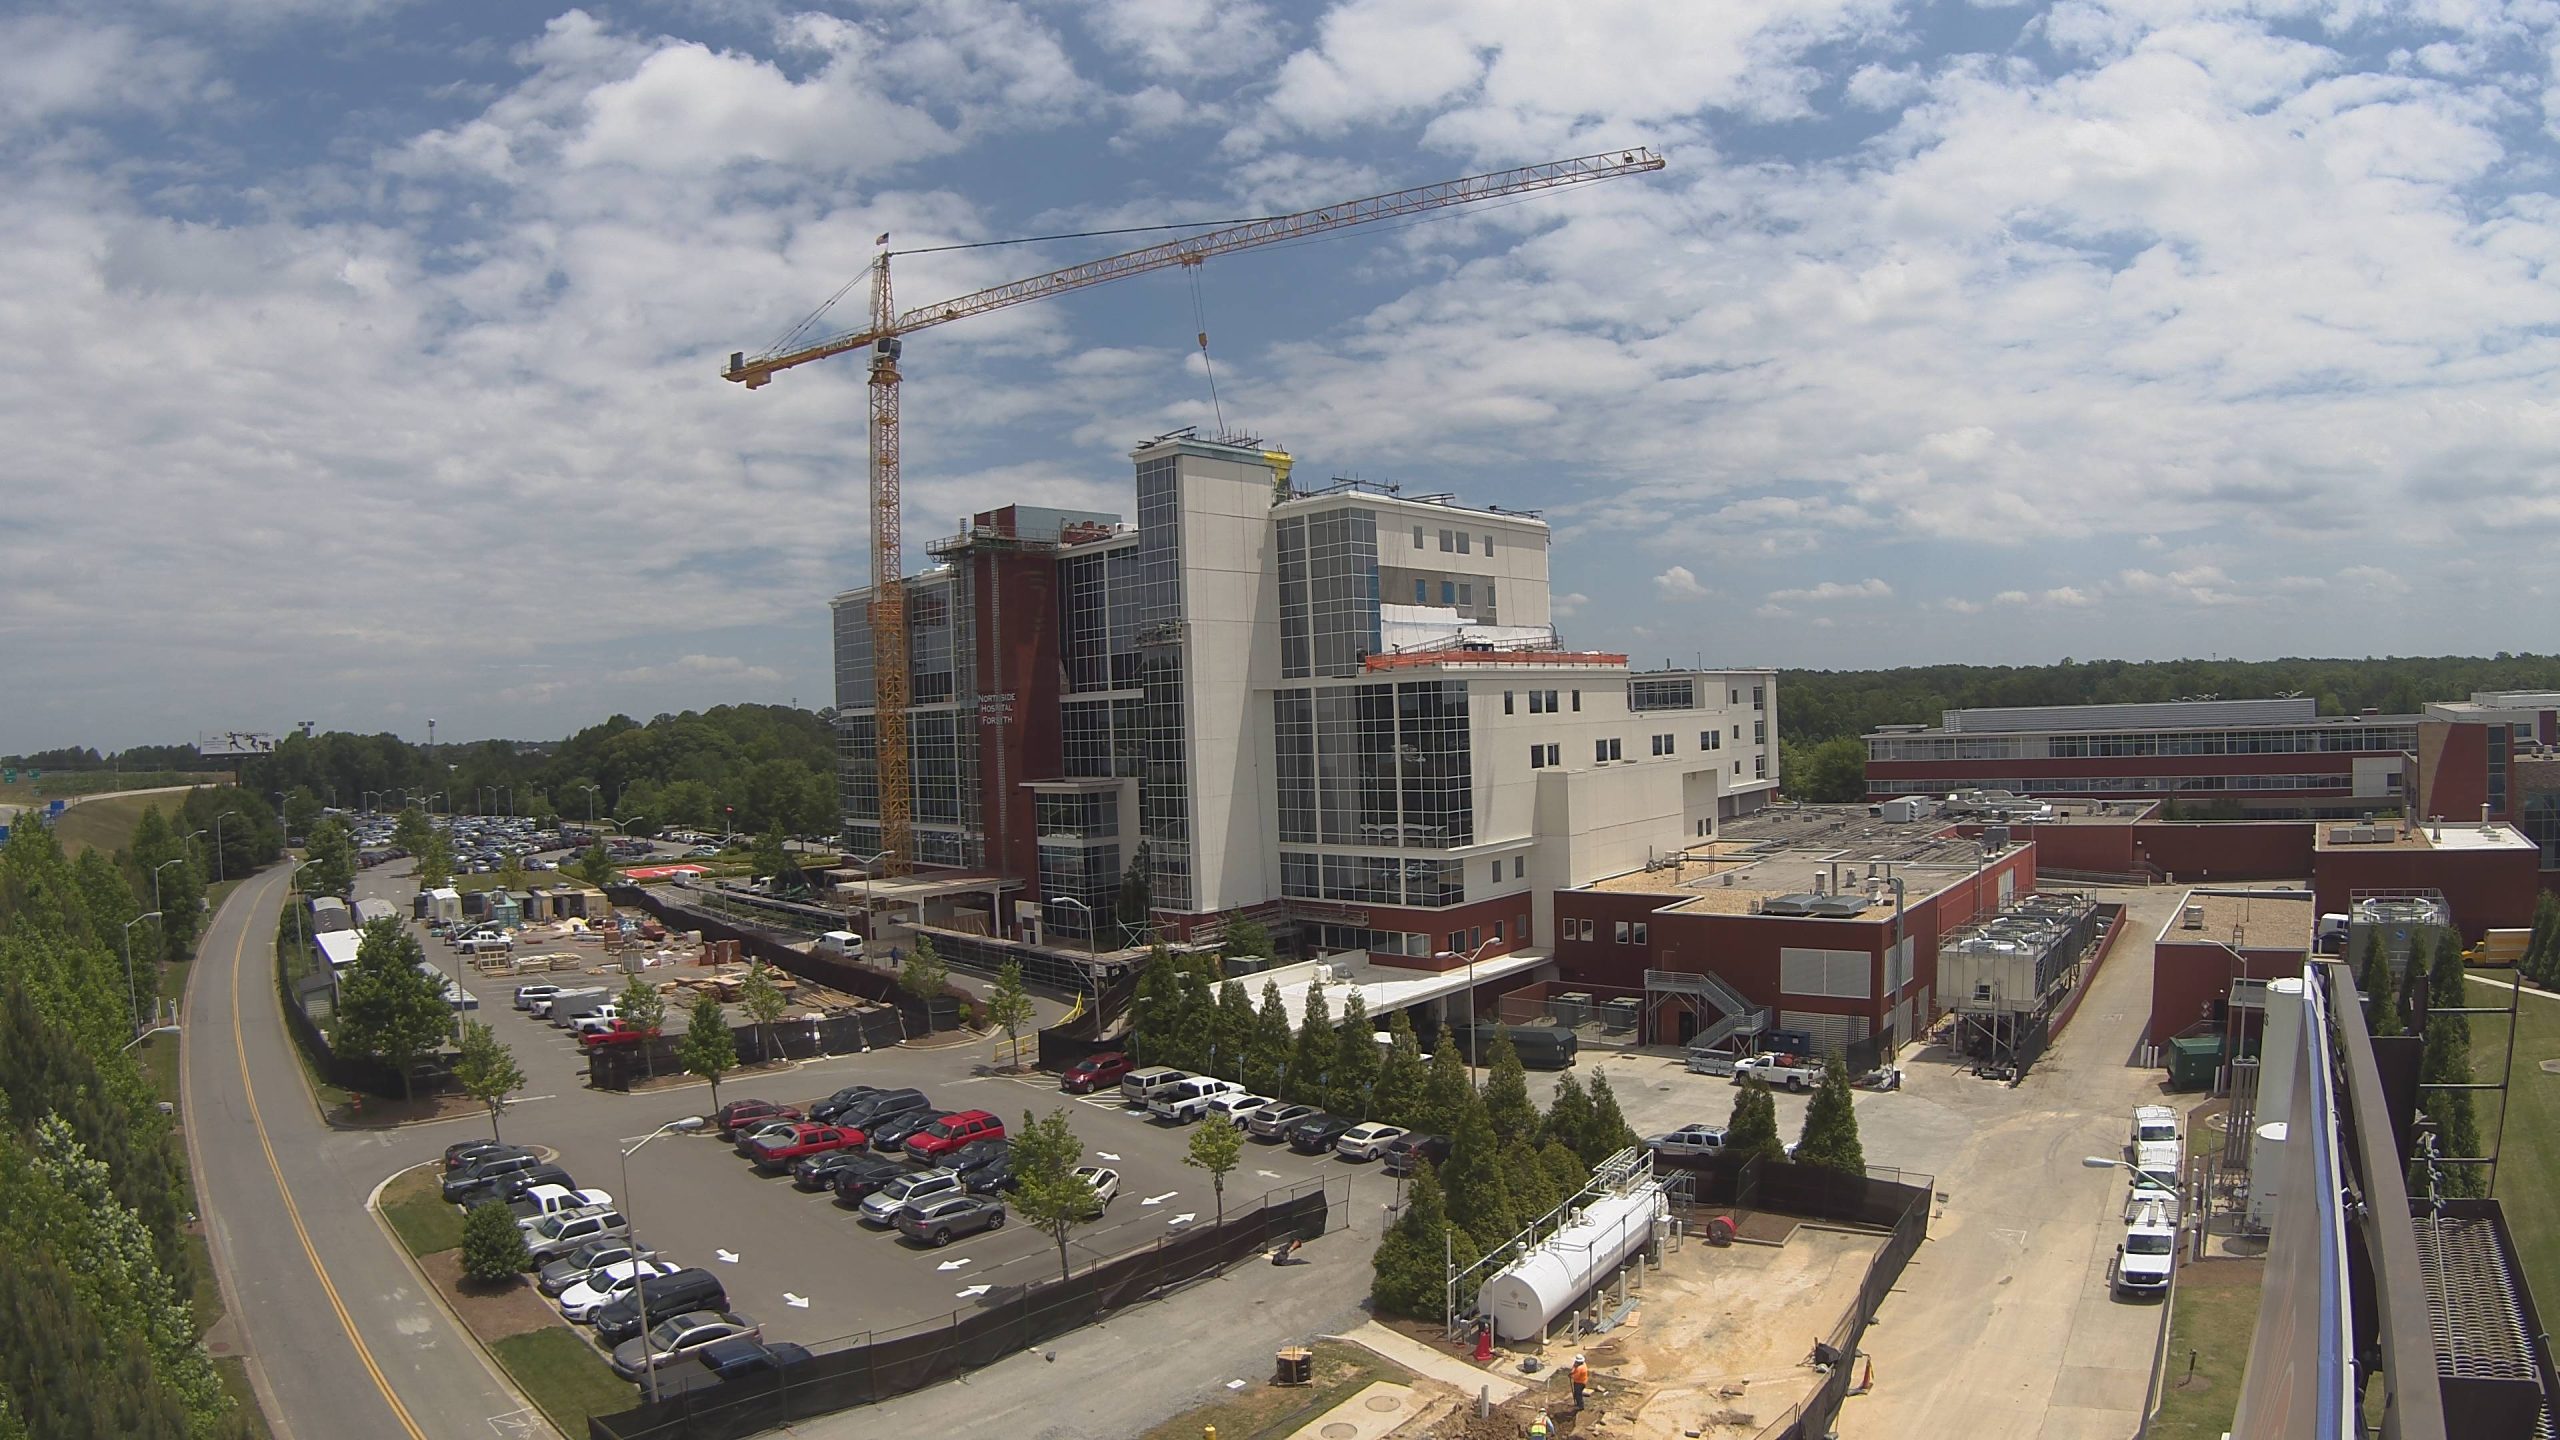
[184,865,535,1440]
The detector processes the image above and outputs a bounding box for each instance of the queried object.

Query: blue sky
[6,0,2558,751]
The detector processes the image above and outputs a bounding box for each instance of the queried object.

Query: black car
[1381,1133,1452,1177]
[799,1150,902,1194]
[444,1140,527,1172]
[868,1109,951,1153]
[593,1268,728,1344]
[651,1337,815,1398]
[442,1152,546,1205]
[1287,1113,1358,1155]
[833,1088,931,1134]
[830,1157,911,1204]
[806,1086,881,1124]
[943,1137,1010,1178]
[490,1165,576,1205]
[961,1155,1014,1195]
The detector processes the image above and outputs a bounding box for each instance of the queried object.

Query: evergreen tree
[677,991,737,1109]
[299,816,357,898]
[1441,1098,1517,1250]
[1329,992,1380,1118]
[1793,1056,1867,1176]
[1582,1068,1639,1165]
[1286,985,1334,1107]
[2427,930,2469,1024]
[1503,1137,1560,1231]
[1211,979,1256,1080]
[124,807,204,970]
[1221,915,1274,959]
[1245,981,1293,1097]
[1370,1161,1476,1321]
[1539,1138,1589,1201]
[574,837,616,890]
[414,827,453,890]
[459,1200,531,1283]
[2415,1010,2484,1198]
[2359,930,2403,1035]
[1371,1012,1428,1128]
[1130,949,1177,1066]
[335,918,450,1099]
[616,975,667,1077]
[2524,891,2560,987]
[985,961,1037,1068]
[1169,961,1217,1072]
[737,962,789,1063]
[1542,1071,1592,1156]
[1481,1028,1538,1140]
[1726,1074,1787,1163]
[453,1020,525,1142]
[0,1241,195,1439]
[897,936,949,1022]
[750,827,793,888]
[1417,1026,1471,1137]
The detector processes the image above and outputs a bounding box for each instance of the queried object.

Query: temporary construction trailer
[1479,1186,1663,1342]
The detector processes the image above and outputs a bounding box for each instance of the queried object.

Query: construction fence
[585,1008,908,1091]
[586,1184,1336,1440]
[275,931,457,1101]
[607,887,966,1034]
[1655,1153,1933,1440]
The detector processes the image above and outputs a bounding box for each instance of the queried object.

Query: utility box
[2166,1034,2223,1091]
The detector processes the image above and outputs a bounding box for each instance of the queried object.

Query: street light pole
[1056,894,1096,958]
[1433,939,1498,1086]
[575,783,600,832]
[213,812,231,882]
[122,911,163,1037]
[621,1116,708,1402]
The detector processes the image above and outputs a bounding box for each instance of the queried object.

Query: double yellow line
[225,870,431,1440]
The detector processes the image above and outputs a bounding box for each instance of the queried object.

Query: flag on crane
[875,232,891,246]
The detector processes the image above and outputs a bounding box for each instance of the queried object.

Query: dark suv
[1381,1133,1452,1177]
[1286,1113,1357,1155]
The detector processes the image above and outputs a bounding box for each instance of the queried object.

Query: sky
[6,0,2559,752]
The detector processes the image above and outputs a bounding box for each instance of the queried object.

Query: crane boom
[722,148,1663,388]
[730,146,1665,882]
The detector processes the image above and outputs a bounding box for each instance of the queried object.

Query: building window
[1702,730,1720,750]
[1731,688,1741,704]
[1755,755,1768,778]
[1441,580,1456,605]
[1456,532,1471,555]
[1596,738,1621,763]
[1414,579,1428,604]
[1733,724,1742,739]
[1469,926,1482,949]
[1754,720,1766,745]
[1753,685,1765,710]
[1544,743,1560,767]
[1529,745,1545,770]
[1613,921,1631,943]
[1504,690,1514,715]
[1490,861,1501,885]
[1447,931,1464,953]
[1413,525,1425,548]
[1651,733,1675,756]
[1492,920,1504,942]
[1482,534,1493,556]
[1572,690,1581,711]
[1734,760,1742,775]
[1439,529,1454,552]
[1457,582,1473,606]
[1514,855,1525,878]
[1632,922,1648,944]
[1579,918,1598,941]
[1546,690,1560,712]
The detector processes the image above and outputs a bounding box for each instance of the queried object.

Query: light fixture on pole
[575,783,601,831]
[621,1116,708,1402]
[849,848,892,954]
[1432,939,1499,1084]
[121,911,162,1037]
[121,1023,181,1054]
[152,856,189,933]
[1055,894,1097,958]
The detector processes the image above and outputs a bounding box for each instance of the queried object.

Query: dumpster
[2166,1034,2223,1091]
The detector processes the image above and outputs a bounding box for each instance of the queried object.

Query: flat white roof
[1254,949,1549,1032]
[315,929,362,970]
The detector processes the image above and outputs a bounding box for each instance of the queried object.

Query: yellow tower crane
[726,148,1665,876]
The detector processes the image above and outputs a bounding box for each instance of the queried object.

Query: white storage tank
[2247,1121,2286,1233]
[1479,1187,1662,1342]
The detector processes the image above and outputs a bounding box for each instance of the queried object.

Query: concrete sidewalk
[1329,1320,1526,1404]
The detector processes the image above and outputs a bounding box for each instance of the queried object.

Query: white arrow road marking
[936,1258,972,1271]
[956,1284,991,1298]
[1255,1170,1280,1179]
[1141,1190,1178,1205]
[1168,1212,1197,1226]
[715,1249,740,1263]
[1097,1152,1121,1162]
[783,1293,808,1309]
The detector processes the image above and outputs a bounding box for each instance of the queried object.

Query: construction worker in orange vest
[1571,1353,1590,1412]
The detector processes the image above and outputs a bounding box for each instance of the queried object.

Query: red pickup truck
[579,1021,661,1048]
[746,1124,856,1171]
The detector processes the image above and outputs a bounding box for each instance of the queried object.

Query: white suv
[2114,1196,2176,1298]
[860,1168,962,1227]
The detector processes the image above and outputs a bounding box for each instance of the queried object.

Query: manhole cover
[1365,1394,1404,1413]
[1321,1425,1357,1439]
[2537,1059,2560,1075]
[208,1341,231,1355]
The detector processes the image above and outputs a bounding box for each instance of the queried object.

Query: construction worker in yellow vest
[1527,1410,1552,1439]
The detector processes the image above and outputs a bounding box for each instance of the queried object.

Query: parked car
[1646,1124,1729,1160]
[489,1165,577,1206]
[868,1109,952,1154]
[830,1156,913,1205]
[1072,1165,1119,1216]
[896,1193,1009,1247]
[609,1310,762,1380]
[539,1240,663,1297]
[444,1140,527,1172]
[807,1085,883,1124]
[569,1008,627,1038]
[943,1137,1012,1180]
[441,1152,542,1204]
[904,1110,1005,1162]
[579,1020,660,1049]
[696,1337,813,1382]
[1118,1067,1193,1106]
[1733,1053,1821,1092]
[593,1270,729,1344]
[713,1099,801,1138]
[746,1124,856,1171]
[1381,1133,1451,1177]
[961,1155,1015,1196]
[1248,1103,1318,1142]
[1287,1113,1358,1155]
[1334,1122,1408,1162]
[558,1259,679,1322]
[859,1168,964,1226]
[1059,1052,1133,1094]
[827,1088,931,1137]
[794,1149,901,1193]
[733,1120,804,1153]
[2113,1196,2177,1299]
[513,984,564,1011]
[510,1186,614,1226]
[524,1207,630,1262]
[1207,1092,1278,1127]
[1149,1077,1244,1124]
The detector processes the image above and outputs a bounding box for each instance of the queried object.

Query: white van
[815,931,864,961]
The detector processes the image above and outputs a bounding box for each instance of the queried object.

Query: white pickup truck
[1148,1076,1243,1124]
[1732,1053,1822,1091]
[2114,1196,2176,1298]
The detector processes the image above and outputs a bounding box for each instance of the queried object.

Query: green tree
[737,961,789,1063]
[414,826,453,890]
[1503,1138,1560,1232]
[1783,736,1869,803]
[898,936,949,1024]
[1542,1071,1592,1155]
[1286,985,1334,1108]
[678,991,738,1110]
[495,851,525,894]
[300,816,356,898]
[1726,1074,1787,1163]
[2361,930,2405,1037]
[1010,1107,1099,1282]
[1538,1138,1589,1202]
[574,838,617,890]
[125,806,205,971]
[1328,992,1380,1118]
[1481,1028,1538,1141]
[1370,1160,1474,1321]
[459,1200,531,1283]
[392,806,432,857]
[2523,891,2560,987]
[1441,1098,1517,1250]
[1416,1026,1471,1137]
[453,1020,525,1142]
[1211,979,1255,1080]
[1582,1068,1638,1165]
[1183,1108,1245,1225]
[616,975,667,1076]
[1793,1056,1867,1176]
[335,918,450,1099]
[1371,1012,1428,1129]
[2415,994,2483,1199]
[282,786,324,840]
[1245,981,1293,1096]
[2427,930,2469,1023]
[751,828,793,888]
[1221,915,1273,959]
[986,961,1037,1069]
[1167,960,1216,1071]
[1129,950,1176,1066]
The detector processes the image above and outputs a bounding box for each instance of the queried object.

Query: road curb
[367,1165,563,1439]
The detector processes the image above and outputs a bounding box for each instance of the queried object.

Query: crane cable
[1186,261,1227,438]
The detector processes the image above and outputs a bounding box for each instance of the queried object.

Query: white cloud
[2041,586,2095,608]
[609,654,785,687]
[1941,597,1985,614]
[1552,591,1590,616]
[1767,578,1891,603]
[1994,590,2032,605]
[1654,565,1711,600]
[0,17,211,132]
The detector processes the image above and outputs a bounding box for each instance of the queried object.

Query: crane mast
[729,148,1664,880]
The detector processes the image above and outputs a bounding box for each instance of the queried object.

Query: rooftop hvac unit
[2182,905,2205,930]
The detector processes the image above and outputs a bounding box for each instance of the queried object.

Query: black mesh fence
[275,950,455,1100]
[586,1186,1332,1440]
[586,1008,908,1091]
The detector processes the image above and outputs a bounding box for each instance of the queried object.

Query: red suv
[579,1020,660,1048]
[714,1099,802,1138]
[1059,1052,1133,1094]
[746,1124,856,1171]
[905,1110,1005,1161]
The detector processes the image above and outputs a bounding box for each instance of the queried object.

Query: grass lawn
[50,788,205,855]
[490,1329,638,1435]
[215,1357,274,1439]
[1137,1342,1404,1440]
[2149,1259,2266,1440]
[2468,976,2559,1301]
[0,770,227,804]
[380,1165,466,1257]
